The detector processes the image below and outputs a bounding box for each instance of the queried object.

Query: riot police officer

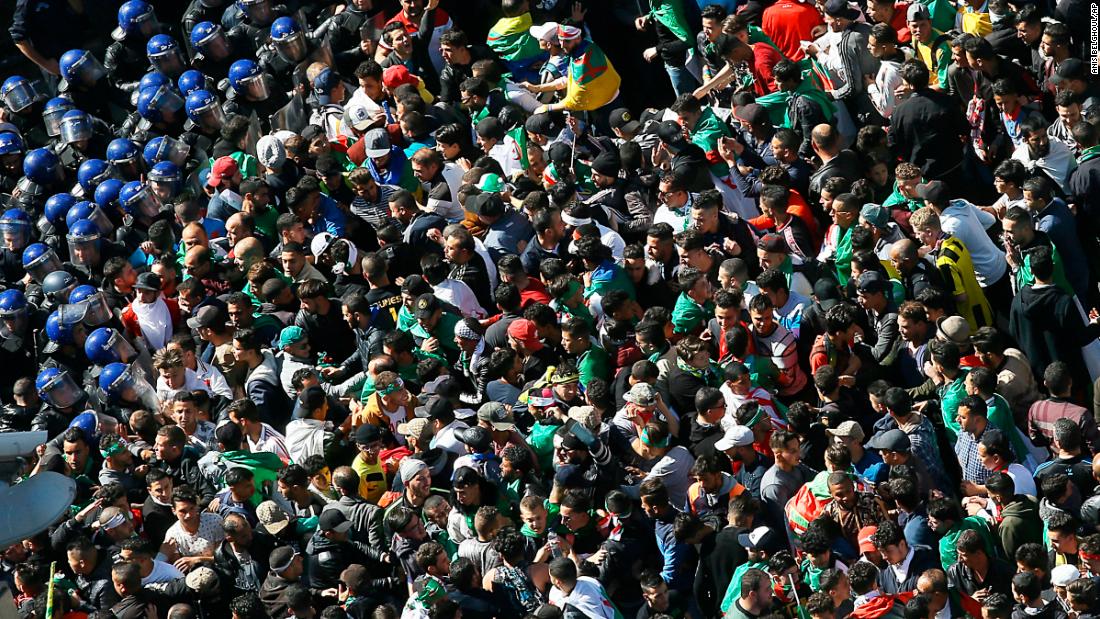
[58,49,130,124]
[106,1,162,93]
[223,58,289,129]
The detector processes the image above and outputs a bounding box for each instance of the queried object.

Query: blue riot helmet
[42,98,74,137]
[67,411,103,448]
[42,271,77,306]
[65,201,114,237]
[85,327,136,365]
[0,208,31,251]
[66,219,102,267]
[270,17,308,63]
[147,162,180,201]
[0,289,28,336]
[142,135,191,167]
[45,304,88,352]
[44,193,76,228]
[236,0,274,26]
[76,159,115,194]
[119,180,163,219]
[136,84,184,124]
[184,89,225,133]
[22,243,63,283]
[113,0,158,41]
[190,22,231,61]
[228,59,269,100]
[36,367,83,409]
[94,178,125,209]
[138,71,170,94]
[146,34,186,77]
[71,286,113,327]
[0,131,24,157]
[177,70,207,96]
[1,76,37,113]
[99,362,155,406]
[106,138,140,166]
[23,147,62,185]
[59,109,93,145]
[59,50,107,88]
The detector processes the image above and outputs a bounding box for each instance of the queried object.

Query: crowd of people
[0,0,1098,617]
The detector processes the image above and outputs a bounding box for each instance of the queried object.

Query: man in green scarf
[671,93,733,177]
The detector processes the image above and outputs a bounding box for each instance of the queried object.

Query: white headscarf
[132,295,172,350]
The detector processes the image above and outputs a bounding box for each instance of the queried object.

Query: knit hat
[256,135,286,169]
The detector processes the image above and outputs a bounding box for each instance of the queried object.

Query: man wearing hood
[233,327,292,427]
[984,471,1043,560]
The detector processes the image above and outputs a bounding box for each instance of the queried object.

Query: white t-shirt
[164,512,224,557]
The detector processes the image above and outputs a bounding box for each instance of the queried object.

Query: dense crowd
[0,0,1098,617]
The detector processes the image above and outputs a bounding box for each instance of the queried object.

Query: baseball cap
[477,402,515,430]
[609,108,640,134]
[858,526,878,554]
[915,180,950,206]
[186,305,224,329]
[277,325,307,349]
[468,193,505,218]
[737,526,774,550]
[906,2,930,21]
[507,318,543,351]
[416,396,454,421]
[657,120,686,145]
[382,65,418,90]
[826,420,865,443]
[1050,58,1086,83]
[529,21,559,42]
[1052,564,1081,587]
[256,500,291,534]
[318,509,353,534]
[457,425,492,451]
[185,566,219,593]
[715,425,755,451]
[207,156,239,188]
[354,423,382,445]
[344,103,372,131]
[813,278,842,311]
[310,231,338,259]
[824,0,860,19]
[866,429,912,453]
[525,113,557,137]
[624,382,658,407]
[269,546,298,573]
[856,271,889,295]
[313,68,341,103]
[733,103,769,126]
[859,203,889,229]
[554,464,586,488]
[363,128,391,159]
[134,271,162,291]
[397,417,430,443]
[415,293,441,320]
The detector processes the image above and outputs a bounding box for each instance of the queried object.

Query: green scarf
[834,225,854,286]
[650,0,692,43]
[1079,145,1100,165]
[757,74,838,128]
[937,371,969,443]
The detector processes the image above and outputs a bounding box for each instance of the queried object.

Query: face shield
[60,114,93,145]
[106,364,158,409]
[43,103,73,137]
[274,33,308,63]
[238,73,270,100]
[192,100,225,133]
[0,217,30,251]
[40,369,83,409]
[240,0,274,26]
[67,231,101,267]
[0,309,27,339]
[196,27,230,60]
[124,184,163,218]
[3,81,37,113]
[82,205,115,238]
[101,329,138,363]
[149,48,186,77]
[77,291,112,327]
[68,54,107,86]
[147,135,190,167]
[24,247,61,283]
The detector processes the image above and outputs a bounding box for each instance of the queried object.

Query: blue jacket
[654,508,696,592]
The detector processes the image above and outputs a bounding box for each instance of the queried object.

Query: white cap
[715,425,754,451]
[344,103,373,131]
[1052,564,1081,587]
[310,232,337,259]
[256,135,286,169]
[530,21,559,43]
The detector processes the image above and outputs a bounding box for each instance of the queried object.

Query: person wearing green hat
[276,325,314,399]
[411,293,461,365]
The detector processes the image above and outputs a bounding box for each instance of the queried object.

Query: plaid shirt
[955,425,991,484]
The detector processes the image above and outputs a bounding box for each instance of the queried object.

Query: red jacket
[120,297,181,345]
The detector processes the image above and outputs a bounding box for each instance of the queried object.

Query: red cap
[382,65,417,90]
[507,318,543,351]
[858,525,878,554]
[207,156,239,188]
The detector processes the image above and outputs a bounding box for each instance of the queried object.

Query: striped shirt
[350,183,399,229]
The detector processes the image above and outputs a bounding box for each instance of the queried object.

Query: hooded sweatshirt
[997,495,1044,560]
[245,350,291,426]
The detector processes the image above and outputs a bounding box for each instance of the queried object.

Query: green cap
[278,325,307,349]
[477,173,504,193]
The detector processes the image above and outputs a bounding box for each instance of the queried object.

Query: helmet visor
[43,107,70,137]
[239,74,270,100]
[25,248,62,283]
[126,185,164,218]
[275,33,308,63]
[42,371,82,408]
[60,115,92,145]
[67,235,100,267]
[69,54,107,86]
[197,29,230,60]
[0,218,29,251]
[152,135,190,167]
[194,102,225,132]
[79,292,113,326]
[150,49,185,77]
[103,329,137,362]
[3,81,37,113]
[242,0,273,25]
[86,206,115,238]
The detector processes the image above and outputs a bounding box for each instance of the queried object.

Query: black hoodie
[1009,283,1098,389]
